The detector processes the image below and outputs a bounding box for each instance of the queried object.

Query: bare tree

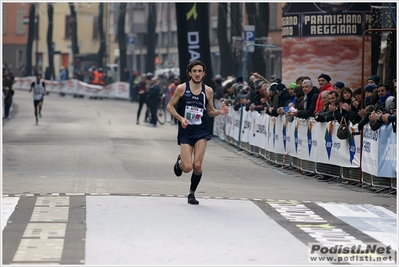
[47,3,55,80]
[217,3,233,78]
[118,3,127,81]
[26,4,35,76]
[230,3,242,77]
[244,3,269,79]
[69,3,79,76]
[145,3,156,73]
[97,3,106,69]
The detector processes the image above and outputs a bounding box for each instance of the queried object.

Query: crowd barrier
[12,76,130,100]
[213,100,397,192]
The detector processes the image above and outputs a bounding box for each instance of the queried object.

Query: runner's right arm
[166,84,189,129]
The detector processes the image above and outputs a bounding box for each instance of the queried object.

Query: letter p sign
[244,25,255,41]
[245,31,254,41]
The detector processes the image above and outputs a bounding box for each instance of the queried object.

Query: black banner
[282,3,372,38]
[175,3,214,86]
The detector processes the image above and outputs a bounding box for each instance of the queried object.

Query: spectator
[367,74,380,85]
[59,66,67,81]
[314,73,333,114]
[359,84,392,131]
[122,67,130,82]
[58,66,68,97]
[266,83,292,117]
[75,70,84,82]
[267,82,280,109]
[351,87,362,111]
[136,74,149,124]
[287,79,320,119]
[213,74,224,100]
[381,87,396,132]
[98,68,105,86]
[3,69,15,119]
[44,67,52,80]
[333,81,345,98]
[363,84,378,107]
[248,80,265,109]
[339,86,360,124]
[287,82,297,106]
[250,82,270,113]
[294,85,305,110]
[295,76,311,86]
[315,90,340,123]
[146,75,160,127]
[233,84,251,111]
[314,91,331,122]
[221,81,237,106]
[167,77,180,124]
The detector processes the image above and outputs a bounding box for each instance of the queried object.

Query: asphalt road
[3,89,397,207]
[2,89,397,266]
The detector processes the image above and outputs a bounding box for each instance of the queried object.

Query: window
[16,9,25,34]
[65,15,71,39]
[18,50,23,65]
[93,15,99,39]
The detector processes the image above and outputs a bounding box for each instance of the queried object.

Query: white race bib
[184,105,203,125]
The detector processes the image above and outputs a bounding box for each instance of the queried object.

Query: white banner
[13,76,130,100]
[218,106,376,171]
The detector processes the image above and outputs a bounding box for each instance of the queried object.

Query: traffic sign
[127,35,135,45]
[244,25,255,52]
[127,35,135,53]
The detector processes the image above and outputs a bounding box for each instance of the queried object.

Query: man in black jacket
[287,79,320,119]
[146,76,161,127]
[266,83,292,116]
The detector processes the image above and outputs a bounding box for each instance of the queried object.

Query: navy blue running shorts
[34,98,43,108]
[178,132,211,147]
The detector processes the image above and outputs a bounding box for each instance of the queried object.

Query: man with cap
[314,73,333,114]
[29,72,46,125]
[249,82,269,113]
[266,82,292,117]
[333,81,345,99]
[287,82,297,105]
[367,74,380,85]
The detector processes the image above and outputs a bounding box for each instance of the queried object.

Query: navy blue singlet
[176,82,210,145]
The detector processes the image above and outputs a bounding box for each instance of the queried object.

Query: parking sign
[127,34,135,52]
[244,25,255,52]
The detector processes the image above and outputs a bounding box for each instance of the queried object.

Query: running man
[166,60,229,205]
[29,72,46,125]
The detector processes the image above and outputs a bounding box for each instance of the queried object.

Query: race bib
[184,105,203,125]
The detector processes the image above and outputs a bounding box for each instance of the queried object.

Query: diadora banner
[281,3,373,89]
[175,3,214,86]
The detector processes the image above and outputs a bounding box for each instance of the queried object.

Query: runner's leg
[180,143,193,173]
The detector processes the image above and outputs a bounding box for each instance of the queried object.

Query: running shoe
[173,155,182,177]
[187,193,199,205]
[36,118,38,125]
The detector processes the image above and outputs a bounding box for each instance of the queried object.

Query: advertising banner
[175,3,214,85]
[282,3,373,88]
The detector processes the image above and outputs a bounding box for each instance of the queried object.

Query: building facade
[2,3,285,81]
